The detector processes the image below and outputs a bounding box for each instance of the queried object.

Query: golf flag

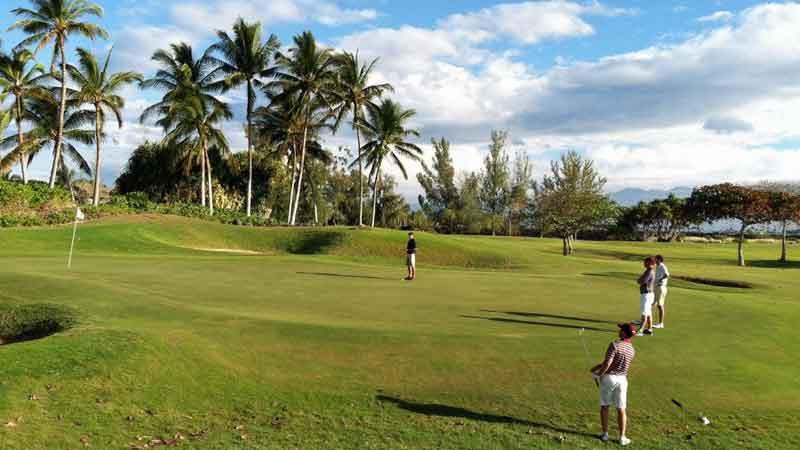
[75,207,85,221]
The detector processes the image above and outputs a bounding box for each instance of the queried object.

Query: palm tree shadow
[462,315,615,333]
[482,310,617,325]
[376,395,596,438]
[297,271,396,281]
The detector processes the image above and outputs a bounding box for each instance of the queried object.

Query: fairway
[0,216,797,449]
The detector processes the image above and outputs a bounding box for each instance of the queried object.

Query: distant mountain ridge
[609,186,694,206]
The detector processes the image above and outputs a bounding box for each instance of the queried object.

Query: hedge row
[0,183,280,228]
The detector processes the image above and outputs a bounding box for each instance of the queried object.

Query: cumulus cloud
[697,11,734,23]
[439,1,636,45]
[703,116,754,134]
[171,0,377,36]
[334,3,800,198]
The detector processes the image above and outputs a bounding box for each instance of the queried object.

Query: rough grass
[0,215,797,449]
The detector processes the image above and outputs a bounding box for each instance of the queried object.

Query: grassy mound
[0,303,77,344]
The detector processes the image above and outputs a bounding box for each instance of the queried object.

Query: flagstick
[67,217,78,269]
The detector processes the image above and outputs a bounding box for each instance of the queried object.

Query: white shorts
[640,293,655,317]
[655,286,668,306]
[600,374,629,409]
[406,254,416,268]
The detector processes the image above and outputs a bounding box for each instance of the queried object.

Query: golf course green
[0,215,797,449]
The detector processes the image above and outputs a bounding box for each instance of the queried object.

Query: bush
[0,180,71,211]
[0,303,78,344]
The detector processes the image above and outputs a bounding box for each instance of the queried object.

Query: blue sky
[2,0,800,202]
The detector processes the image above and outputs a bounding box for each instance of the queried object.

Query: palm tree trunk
[354,109,364,227]
[738,223,747,267]
[205,142,214,216]
[246,80,253,217]
[92,107,102,206]
[287,147,296,224]
[200,149,206,207]
[48,37,68,189]
[15,97,28,184]
[371,165,381,228]
[780,220,788,263]
[290,102,311,225]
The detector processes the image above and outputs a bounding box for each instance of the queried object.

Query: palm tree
[0,48,47,184]
[140,42,225,207]
[162,97,232,215]
[267,31,338,225]
[355,99,423,227]
[0,87,94,179]
[210,18,279,217]
[68,47,142,206]
[253,93,333,223]
[332,51,393,226]
[10,0,108,188]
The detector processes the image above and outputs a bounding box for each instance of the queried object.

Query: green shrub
[0,180,71,210]
[0,303,78,344]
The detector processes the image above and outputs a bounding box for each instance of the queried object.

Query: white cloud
[334,3,800,199]
[697,10,734,23]
[171,0,377,36]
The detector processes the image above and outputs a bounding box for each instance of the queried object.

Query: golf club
[579,328,600,387]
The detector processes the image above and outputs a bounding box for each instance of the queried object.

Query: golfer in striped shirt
[591,323,636,446]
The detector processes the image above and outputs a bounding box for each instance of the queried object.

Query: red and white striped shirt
[605,339,635,376]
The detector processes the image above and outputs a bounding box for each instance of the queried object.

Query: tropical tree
[267,31,338,225]
[355,99,422,228]
[332,51,393,226]
[253,92,333,223]
[162,97,232,215]
[686,183,772,267]
[0,88,94,181]
[10,0,108,188]
[68,47,142,205]
[417,137,459,233]
[210,18,280,217]
[533,151,612,255]
[140,42,226,207]
[766,191,800,263]
[0,48,47,183]
[479,130,511,235]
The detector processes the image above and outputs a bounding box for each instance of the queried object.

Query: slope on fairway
[0,216,797,450]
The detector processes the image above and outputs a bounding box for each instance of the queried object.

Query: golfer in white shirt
[654,255,670,328]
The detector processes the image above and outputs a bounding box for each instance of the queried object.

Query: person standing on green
[405,232,417,281]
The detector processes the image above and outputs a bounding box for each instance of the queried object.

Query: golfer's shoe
[600,432,609,442]
[653,323,664,329]
[635,331,645,337]
[620,436,632,446]
[643,329,654,336]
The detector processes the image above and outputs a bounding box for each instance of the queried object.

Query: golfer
[636,257,656,336]
[653,255,670,329]
[405,232,416,281]
[591,323,636,446]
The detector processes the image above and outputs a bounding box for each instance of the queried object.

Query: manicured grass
[0,215,797,449]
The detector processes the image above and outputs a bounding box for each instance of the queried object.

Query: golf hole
[0,304,78,345]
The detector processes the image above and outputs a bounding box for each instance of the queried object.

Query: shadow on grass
[376,395,596,438]
[481,310,617,325]
[748,260,800,269]
[286,231,346,254]
[297,272,396,281]
[586,271,754,292]
[461,315,615,333]
[579,249,646,262]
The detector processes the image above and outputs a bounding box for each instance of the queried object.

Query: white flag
[75,207,85,221]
